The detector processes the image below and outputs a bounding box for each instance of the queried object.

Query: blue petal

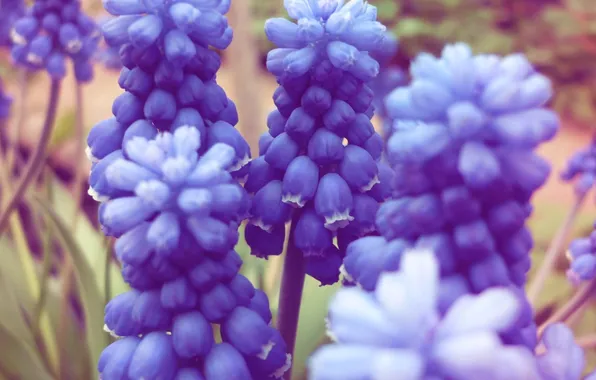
[172,311,214,358]
[203,344,253,380]
[128,333,177,380]
[282,156,319,207]
[314,173,353,230]
[128,14,162,49]
[199,284,237,322]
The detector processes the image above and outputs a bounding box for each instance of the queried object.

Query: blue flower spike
[245,0,393,285]
[344,43,559,350]
[10,0,99,81]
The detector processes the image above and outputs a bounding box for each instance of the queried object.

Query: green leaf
[50,179,128,298]
[393,18,435,38]
[376,0,400,21]
[49,109,76,150]
[291,278,340,379]
[0,266,53,380]
[35,197,109,380]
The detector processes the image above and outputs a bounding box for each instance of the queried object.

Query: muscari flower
[0,0,25,48]
[309,249,540,380]
[244,0,394,285]
[343,43,559,349]
[96,127,291,379]
[566,232,596,285]
[87,0,247,192]
[9,0,99,82]
[561,135,596,197]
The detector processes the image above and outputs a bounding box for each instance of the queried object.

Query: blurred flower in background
[0,0,25,48]
[10,0,99,82]
[93,16,122,71]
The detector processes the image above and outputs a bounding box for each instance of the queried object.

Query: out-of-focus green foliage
[252,0,596,127]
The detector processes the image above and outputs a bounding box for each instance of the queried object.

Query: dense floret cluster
[10,0,99,81]
[310,249,540,379]
[88,1,290,378]
[97,127,290,379]
[343,43,559,348]
[244,0,394,285]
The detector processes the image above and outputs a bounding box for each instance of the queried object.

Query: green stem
[0,79,62,236]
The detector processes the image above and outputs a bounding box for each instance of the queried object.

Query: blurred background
[0,0,596,379]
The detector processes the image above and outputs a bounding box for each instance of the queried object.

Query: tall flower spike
[96,127,291,379]
[309,249,540,380]
[9,0,99,82]
[245,0,393,285]
[344,43,559,349]
[87,0,248,190]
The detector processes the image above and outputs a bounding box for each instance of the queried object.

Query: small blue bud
[301,86,332,116]
[367,162,394,202]
[58,23,82,54]
[346,114,374,146]
[306,246,343,286]
[250,180,292,231]
[265,18,302,48]
[103,15,142,46]
[175,368,205,380]
[468,254,511,292]
[273,85,299,117]
[447,102,486,139]
[323,100,356,136]
[207,121,250,170]
[112,91,143,125]
[314,173,353,230]
[387,122,451,165]
[172,311,214,358]
[283,46,317,76]
[103,0,146,15]
[199,283,237,322]
[177,74,206,107]
[441,185,482,223]
[87,117,125,161]
[453,219,495,258]
[267,110,287,137]
[100,196,156,237]
[165,29,197,66]
[348,53,380,81]
[229,274,256,306]
[99,338,140,379]
[187,216,237,255]
[249,289,273,324]
[120,67,153,96]
[458,141,501,189]
[259,133,274,155]
[245,223,286,258]
[161,276,198,311]
[128,333,177,380]
[122,120,158,150]
[144,89,177,123]
[114,222,152,265]
[199,82,228,119]
[294,209,333,256]
[11,17,39,44]
[222,307,274,356]
[265,133,300,171]
[339,145,379,192]
[244,157,283,194]
[203,344,253,380]
[285,107,316,143]
[46,53,67,79]
[307,128,345,165]
[27,35,53,65]
[74,60,94,82]
[169,3,201,34]
[104,290,142,336]
[155,59,185,89]
[132,290,171,330]
[282,156,319,207]
[327,41,358,70]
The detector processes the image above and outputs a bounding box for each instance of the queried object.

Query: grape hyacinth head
[344,43,559,348]
[96,127,291,379]
[9,0,99,82]
[566,232,596,286]
[244,0,394,285]
[309,249,540,380]
[0,0,25,48]
[561,135,596,197]
[87,0,247,195]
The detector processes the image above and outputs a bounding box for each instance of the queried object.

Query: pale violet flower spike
[309,249,540,380]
